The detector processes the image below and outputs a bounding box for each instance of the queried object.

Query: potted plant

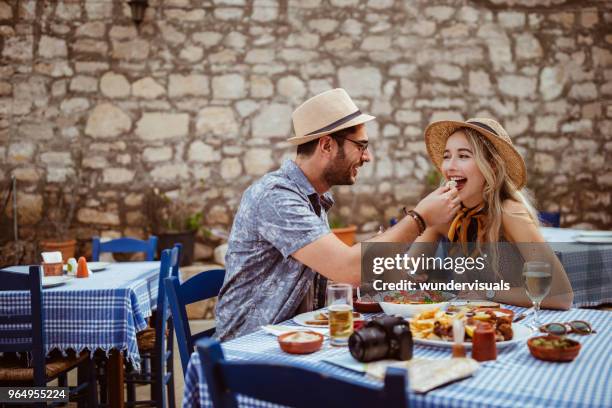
[422,168,443,198]
[329,215,357,245]
[145,188,209,266]
[39,189,78,262]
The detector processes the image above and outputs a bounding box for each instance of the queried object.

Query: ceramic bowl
[527,335,581,362]
[278,331,324,354]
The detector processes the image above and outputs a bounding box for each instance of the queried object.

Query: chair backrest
[196,338,408,408]
[92,236,158,261]
[154,244,182,356]
[164,268,225,374]
[538,211,561,228]
[0,266,46,385]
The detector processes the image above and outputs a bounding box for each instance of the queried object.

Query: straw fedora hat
[288,88,375,145]
[424,118,527,189]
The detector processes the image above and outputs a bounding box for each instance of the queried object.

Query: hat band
[305,109,362,136]
[467,121,499,136]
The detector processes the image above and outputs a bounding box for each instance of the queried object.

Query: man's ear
[319,136,333,155]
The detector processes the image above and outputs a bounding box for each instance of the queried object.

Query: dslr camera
[348,316,413,363]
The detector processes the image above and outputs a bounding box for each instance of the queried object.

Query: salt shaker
[452,319,466,358]
[66,258,78,276]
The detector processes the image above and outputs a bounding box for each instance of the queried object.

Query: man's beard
[323,146,360,186]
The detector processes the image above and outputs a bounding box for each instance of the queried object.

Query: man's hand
[414,185,460,227]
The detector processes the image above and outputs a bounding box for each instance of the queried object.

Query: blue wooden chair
[92,236,158,261]
[0,266,97,406]
[125,245,181,408]
[164,268,225,375]
[539,211,561,228]
[196,337,409,408]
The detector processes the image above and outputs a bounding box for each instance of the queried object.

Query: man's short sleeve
[256,187,330,259]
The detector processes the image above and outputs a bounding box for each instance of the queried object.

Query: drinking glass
[522,261,552,329]
[327,283,353,346]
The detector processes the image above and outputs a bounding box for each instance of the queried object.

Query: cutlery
[513,308,534,323]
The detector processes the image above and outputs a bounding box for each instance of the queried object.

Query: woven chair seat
[136,326,172,352]
[0,351,88,382]
[136,327,157,352]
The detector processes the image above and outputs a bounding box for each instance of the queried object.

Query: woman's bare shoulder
[502,199,528,214]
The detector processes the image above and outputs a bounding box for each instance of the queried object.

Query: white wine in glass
[522,261,552,328]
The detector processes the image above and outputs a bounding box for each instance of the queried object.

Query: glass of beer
[327,283,353,346]
[522,261,552,328]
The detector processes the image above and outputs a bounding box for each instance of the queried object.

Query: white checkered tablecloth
[541,228,612,307]
[182,306,612,408]
[0,262,160,368]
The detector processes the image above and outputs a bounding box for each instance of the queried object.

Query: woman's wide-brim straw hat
[424,118,527,189]
[288,88,376,145]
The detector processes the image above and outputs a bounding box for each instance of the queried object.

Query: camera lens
[349,325,389,362]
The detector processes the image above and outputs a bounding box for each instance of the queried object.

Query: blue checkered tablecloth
[182,306,612,408]
[0,262,160,368]
[541,228,612,307]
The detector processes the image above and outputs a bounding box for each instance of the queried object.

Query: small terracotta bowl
[353,318,365,331]
[527,335,581,362]
[278,331,324,354]
[354,300,382,313]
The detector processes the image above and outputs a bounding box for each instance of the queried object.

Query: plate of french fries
[409,307,531,349]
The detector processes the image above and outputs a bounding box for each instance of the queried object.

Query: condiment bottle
[77,256,89,278]
[452,319,466,358]
[66,258,78,276]
[472,322,497,362]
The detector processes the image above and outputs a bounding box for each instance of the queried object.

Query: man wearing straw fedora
[215,88,461,341]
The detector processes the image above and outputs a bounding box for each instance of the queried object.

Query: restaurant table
[0,262,160,407]
[541,227,612,307]
[182,306,611,408]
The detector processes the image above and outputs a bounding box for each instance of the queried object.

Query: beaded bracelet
[402,207,426,236]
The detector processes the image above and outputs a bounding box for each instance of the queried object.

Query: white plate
[413,323,532,349]
[63,261,110,272]
[574,236,612,244]
[575,230,612,238]
[293,310,363,329]
[42,275,73,288]
[380,302,449,318]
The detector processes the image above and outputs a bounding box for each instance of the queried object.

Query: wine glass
[522,261,552,329]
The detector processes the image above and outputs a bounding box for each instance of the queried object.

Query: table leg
[108,349,125,408]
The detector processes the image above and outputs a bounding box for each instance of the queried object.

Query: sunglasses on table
[539,320,595,336]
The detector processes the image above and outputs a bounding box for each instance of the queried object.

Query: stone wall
[1,0,611,264]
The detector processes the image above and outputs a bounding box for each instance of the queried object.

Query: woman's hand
[414,185,461,227]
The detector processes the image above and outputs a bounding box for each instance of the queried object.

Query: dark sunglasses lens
[544,323,566,335]
[570,321,591,334]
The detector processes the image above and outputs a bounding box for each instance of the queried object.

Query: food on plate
[446,301,500,312]
[305,311,362,326]
[410,307,513,342]
[381,290,452,304]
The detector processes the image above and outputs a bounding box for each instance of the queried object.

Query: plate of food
[373,290,456,318]
[409,307,531,349]
[293,310,364,329]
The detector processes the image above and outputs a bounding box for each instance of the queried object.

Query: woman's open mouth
[448,176,467,191]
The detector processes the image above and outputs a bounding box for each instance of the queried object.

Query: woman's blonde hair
[459,127,539,243]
